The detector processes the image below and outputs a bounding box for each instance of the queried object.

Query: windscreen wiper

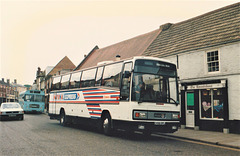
[169,97,179,106]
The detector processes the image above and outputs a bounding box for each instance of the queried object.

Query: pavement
[158,128,240,149]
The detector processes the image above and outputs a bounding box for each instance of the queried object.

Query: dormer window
[207,50,219,72]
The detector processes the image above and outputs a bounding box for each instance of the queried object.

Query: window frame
[80,68,97,88]
[206,49,220,73]
[199,89,224,120]
[102,62,123,89]
[69,71,82,89]
[120,62,133,101]
[95,66,104,86]
[52,76,62,90]
[61,74,71,90]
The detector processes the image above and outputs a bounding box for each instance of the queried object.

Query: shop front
[180,79,229,132]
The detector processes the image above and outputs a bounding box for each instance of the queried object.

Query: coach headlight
[0,112,6,115]
[134,111,148,119]
[172,113,180,119]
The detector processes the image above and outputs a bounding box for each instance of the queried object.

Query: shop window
[200,89,212,118]
[213,89,224,118]
[200,88,224,119]
[207,50,219,72]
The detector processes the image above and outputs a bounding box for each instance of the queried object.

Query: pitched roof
[47,56,76,76]
[143,2,240,57]
[74,46,99,71]
[75,29,160,70]
[76,2,239,70]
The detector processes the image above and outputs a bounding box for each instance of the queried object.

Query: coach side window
[102,62,123,88]
[69,72,81,89]
[81,68,97,88]
[120,62,132,100]
[95,67,104,86]
[52,76,61,90]
[61,74,70,90]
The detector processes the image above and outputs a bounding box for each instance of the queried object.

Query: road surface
[0,114,239,155]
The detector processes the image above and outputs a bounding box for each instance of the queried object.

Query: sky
[0,0,239,85]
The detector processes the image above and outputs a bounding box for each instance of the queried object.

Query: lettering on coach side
[64,93,80,100]
[54,95,64,100]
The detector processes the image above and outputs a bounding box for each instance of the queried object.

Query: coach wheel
[102,113,113,136]
[60,109,66,126]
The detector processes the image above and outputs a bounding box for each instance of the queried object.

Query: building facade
[143,3,240,133]
[0,79,8,104]
[163,43,239,134]
[0,79,26,104]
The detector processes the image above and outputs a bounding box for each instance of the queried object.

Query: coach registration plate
[154,113,166,119]
[154,122,165,125]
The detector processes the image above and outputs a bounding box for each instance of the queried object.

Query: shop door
[186,92,195,128]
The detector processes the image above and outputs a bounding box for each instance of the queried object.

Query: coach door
[51,76,62,115]
[186,92,195,128]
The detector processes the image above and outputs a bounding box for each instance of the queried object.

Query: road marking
[153,134,240,152]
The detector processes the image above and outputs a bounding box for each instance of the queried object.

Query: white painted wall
[220,43,240,74]
[162,42,240,120]
[226,75,240,120]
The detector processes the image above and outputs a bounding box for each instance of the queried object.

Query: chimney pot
[115,55,121,61]
[160,23,172,31]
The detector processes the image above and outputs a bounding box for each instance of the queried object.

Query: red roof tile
[48,56,76,76]
[75,29,160,70]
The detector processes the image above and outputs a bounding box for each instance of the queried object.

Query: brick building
[0,79,25,104]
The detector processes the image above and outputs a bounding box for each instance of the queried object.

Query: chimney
[115,55,121,61]
[159,23,172,31]
[37,67,41,77]
[2,78,4,82]
[14,79,17,84]
[7,79,10,84]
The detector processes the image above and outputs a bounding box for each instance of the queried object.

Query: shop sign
[188,83,225,90]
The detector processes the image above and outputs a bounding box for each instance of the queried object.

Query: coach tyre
[102,113,113,135]
[60,109,66,126]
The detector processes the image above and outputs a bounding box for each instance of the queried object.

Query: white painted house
[143,3,240,133]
